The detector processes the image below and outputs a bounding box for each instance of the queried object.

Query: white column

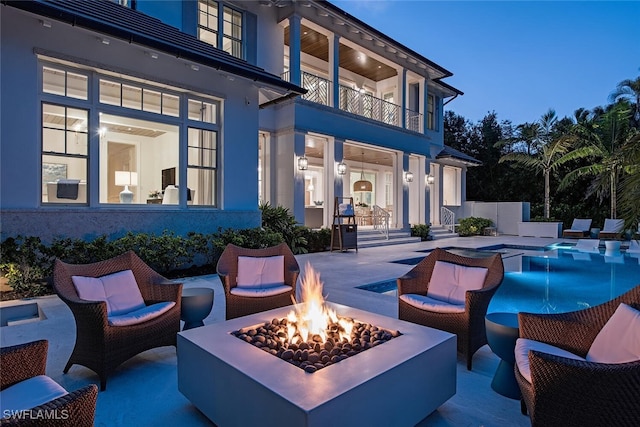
[399,68,407,129]
[401,152,410,230]
[422,77,429,134]
[293,131,306,223]
[328,33,340,108]
[288,15,302,86]
[325,138,345,226]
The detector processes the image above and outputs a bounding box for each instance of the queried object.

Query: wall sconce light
[298,155,308,171]
[405,171,414,183]
[337,161,347,175]
[427,174,435,185]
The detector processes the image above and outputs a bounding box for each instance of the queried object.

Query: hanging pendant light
[353,151,373,192]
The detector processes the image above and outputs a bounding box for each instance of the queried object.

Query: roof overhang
[437,146,482,166]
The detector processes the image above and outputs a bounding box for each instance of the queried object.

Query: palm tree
[617,130,640,232]
[609,75,640,123]
[559,104,635,219]
[498,110,577,218]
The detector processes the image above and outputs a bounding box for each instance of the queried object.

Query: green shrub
[410,224,431,241]
[298,227,331,252]
[458,217,493,237]
[259,202,308,254]
[530,216,559,222]
[0,236,50,296]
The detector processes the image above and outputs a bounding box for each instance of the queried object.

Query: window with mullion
[198,0,219,48]
[41,103,89,204]
[222,6,243,58]
[427,94,435,130]
[187,128,218,206]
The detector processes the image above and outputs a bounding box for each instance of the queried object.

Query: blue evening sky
[331,0,640,126]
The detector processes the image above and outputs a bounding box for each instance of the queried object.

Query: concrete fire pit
[178,302,456,427]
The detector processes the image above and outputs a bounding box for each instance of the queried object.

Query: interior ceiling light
[353,151,372,192]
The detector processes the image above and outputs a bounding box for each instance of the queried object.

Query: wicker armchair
[516,285,640,427]
[397,247,504,370]
[53,251,182,391]
[217,243,299,320]
[0,340,97,427]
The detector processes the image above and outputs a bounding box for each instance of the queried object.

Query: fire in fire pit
[231,264,401,373]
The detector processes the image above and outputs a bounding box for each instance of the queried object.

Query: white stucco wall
[0,6,262,241]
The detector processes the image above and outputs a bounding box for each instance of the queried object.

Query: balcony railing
[281,70,424,133]
[338,85,401,127]
[282,71,331,106]
[406,109,423,133]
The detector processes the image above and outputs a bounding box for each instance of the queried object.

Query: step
[355,229,422,248]
[429,226,459,240]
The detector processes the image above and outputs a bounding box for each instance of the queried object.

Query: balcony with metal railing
[282,70,423,133]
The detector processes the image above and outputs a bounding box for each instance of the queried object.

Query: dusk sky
[332,0,640,126]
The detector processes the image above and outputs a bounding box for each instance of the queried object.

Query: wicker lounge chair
[53,251,182,391]
[562,218,592,238]
[0,340,98,426]
[515,285,640,427]
[597,218,625,240]
[217,243,299,320]
[397,247,504,370]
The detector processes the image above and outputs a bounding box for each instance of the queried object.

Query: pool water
[359,248,640,315]
[489,249,639,314]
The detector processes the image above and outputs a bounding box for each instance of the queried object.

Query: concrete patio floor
[0,235,565,426]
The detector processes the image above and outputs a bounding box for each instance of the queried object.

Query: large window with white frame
[443,166,461,206]
[40,61,222,207]
[41,103,89,204]
[198,0,243,59]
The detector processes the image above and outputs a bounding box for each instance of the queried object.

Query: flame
[286,263,353,344]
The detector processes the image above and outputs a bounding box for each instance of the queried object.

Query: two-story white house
[0,0,474,243]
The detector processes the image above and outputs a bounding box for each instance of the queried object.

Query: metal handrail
[283,70,422,132]
[372,205,390,240]
[406,108,423,133]
[441,207,455,233]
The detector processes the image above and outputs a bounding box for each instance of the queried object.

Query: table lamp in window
[115,171,138,203]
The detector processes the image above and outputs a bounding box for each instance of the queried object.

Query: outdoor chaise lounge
[397,247,504,370]
[562,218,592,238]
[515,285,640,427]
[216,243,299,320]
[0,340,98,426]
[573,239,600,253]
[52,251,182,391]
[597,218,625,240]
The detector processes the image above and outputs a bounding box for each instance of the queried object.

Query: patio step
[430,225,459,240]
[356,229,422,248]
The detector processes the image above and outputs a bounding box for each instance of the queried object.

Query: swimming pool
[359,248,640,315]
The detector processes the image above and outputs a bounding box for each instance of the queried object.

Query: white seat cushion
[108,301,176,327]
[426,261,488,305]
[515,338,585,383]
[0,375,68,413]
[72,269,145,316]
[236,256,285,289]
[602,218,624,233]
[230,284,292,298]
[570,218,592,232]
[586,303,640,363]
[399,294,465,313]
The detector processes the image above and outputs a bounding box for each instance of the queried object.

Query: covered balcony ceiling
[285,25,397,82]
[305,143,394,167]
